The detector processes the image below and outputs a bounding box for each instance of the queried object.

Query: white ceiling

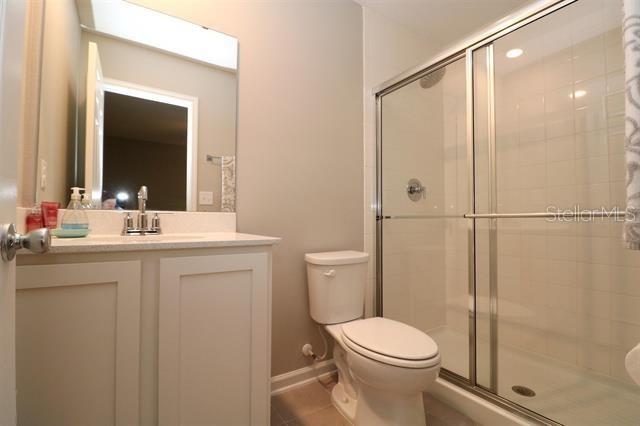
[355,0,538,47]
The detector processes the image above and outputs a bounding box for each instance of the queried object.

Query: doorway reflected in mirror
[102,91,188,211]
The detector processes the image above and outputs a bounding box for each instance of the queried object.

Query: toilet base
[323,321,435,426]
[330,381,428,426]
[355,382,426,426]
[331,382,356,424]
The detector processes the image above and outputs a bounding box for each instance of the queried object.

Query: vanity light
[506,48,523,59]
[81,0,238,70]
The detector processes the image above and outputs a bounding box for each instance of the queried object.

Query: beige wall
[79,32,237,212]
[35,0,81,205]
[132,0,364,376]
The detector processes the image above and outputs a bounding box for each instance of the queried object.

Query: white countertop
[34,232,280,254]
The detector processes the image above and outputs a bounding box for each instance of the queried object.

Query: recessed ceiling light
[506,48,523,59]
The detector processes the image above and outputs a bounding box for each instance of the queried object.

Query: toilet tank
[305,250,369,324]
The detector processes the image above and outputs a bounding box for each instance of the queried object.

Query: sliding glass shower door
[379,57,470,379]
[377,0,640,424]
[473,1,640,423]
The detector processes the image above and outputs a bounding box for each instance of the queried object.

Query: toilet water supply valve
[301,325,329,362]
[302,344,317,358]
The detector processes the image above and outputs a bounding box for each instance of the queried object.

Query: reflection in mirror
[102,90,190,211]
[33,0,238,212]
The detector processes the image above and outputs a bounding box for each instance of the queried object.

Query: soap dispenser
[61,187,90,230]
[81,192,95,210]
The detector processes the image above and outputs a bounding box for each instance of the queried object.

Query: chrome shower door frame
[374,1,577,424]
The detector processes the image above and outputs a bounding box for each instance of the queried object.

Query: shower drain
[511,385,536,397]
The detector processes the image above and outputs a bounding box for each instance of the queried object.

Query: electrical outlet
[40,159,47,190]
[198,191,214,205]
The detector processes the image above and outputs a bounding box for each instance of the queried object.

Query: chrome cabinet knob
[0,224,51,261]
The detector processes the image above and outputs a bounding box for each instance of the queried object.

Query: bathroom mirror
[32,0,238,212]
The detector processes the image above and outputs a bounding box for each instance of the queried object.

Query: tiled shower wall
[480,0,638,384]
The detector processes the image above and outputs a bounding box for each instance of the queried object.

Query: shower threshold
[429,326,640,426]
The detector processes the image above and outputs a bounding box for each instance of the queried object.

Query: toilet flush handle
[324,269,336,277]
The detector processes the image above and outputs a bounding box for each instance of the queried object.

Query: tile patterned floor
[270,374,479,426]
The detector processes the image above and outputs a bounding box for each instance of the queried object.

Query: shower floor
[429,327,640,426]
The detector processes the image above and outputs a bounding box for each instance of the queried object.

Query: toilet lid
[341,318,439,367]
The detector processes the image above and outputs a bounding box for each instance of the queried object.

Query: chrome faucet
[122,185,161,235]
[138,185,149,230]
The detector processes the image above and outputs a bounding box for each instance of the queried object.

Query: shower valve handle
[407,178,426,201]
[407,184,424,195]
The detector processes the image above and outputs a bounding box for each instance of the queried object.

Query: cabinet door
[159,253,271,426]
[16,261,142,426]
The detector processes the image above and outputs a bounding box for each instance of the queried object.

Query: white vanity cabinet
[16,238,276,426]
[16,260,143,425]
[158,253,271,426]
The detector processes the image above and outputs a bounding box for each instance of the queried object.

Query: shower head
[419,67,446,89]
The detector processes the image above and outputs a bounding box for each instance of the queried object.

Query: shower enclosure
[375,0,640,424]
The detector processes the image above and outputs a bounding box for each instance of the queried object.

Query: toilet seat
[341,317,440,369]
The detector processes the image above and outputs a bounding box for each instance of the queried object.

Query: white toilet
[305,250,441,426]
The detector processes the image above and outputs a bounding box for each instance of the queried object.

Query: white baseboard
[271,359,336,396]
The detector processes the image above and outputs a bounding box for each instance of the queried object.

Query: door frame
[102,78,199,211]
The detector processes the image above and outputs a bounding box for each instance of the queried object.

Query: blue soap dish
[52,228,90,238]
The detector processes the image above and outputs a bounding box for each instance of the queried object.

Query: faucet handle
[122,212,134,232]
[151,213,161,233]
